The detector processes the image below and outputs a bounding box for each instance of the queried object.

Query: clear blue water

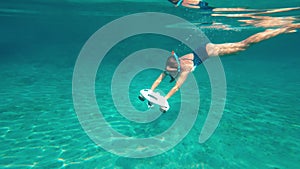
[1,0,300,168]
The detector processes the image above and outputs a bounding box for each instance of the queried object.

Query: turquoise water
[1,0,300,168]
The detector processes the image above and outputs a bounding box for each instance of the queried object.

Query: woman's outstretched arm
[150,72,166,91]
[165,71,190,100]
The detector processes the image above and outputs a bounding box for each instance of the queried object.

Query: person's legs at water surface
[168,0,212,9]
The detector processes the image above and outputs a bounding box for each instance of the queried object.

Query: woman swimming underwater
[148,24,300,111]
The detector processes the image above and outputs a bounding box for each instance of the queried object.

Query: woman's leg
[206,24,300,57]
[241,26,297,45]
